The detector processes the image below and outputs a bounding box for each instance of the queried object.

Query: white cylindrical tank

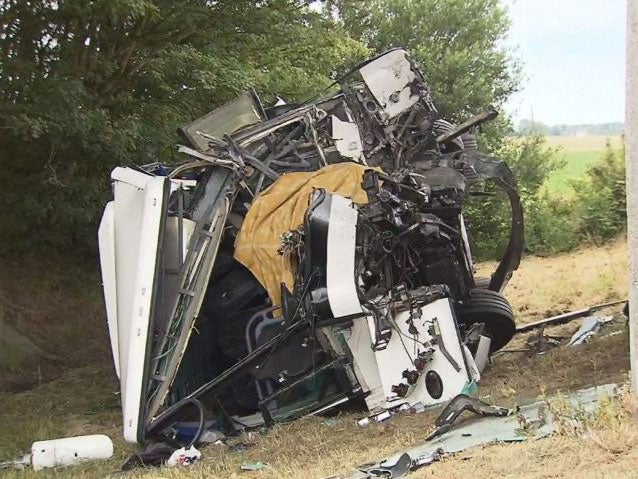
[30,434,113,471]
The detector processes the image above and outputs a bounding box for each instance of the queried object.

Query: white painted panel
[331,115,364,161]
[326,195,363,317]
[111,166,151,189]
[359,49,419,119]
[408,299,470,406]
[98,201,120,378]
[121,176,166,443]
[111,169,149,397]
[103,167,168,443]
[351,298,469,410]
[341,316,386,408]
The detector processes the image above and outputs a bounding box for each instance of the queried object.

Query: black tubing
[184,398,206,448]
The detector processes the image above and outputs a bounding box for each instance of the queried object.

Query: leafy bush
[467,136,627,261]
[524,192,579,255]
[465,134,566,259]
[572,141,627,242]
[0,1,368,255]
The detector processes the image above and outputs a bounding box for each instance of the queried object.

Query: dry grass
[0,240,632,478]
[1,325,631,479]
[414,381,638,479]
[480,236,628,324]
[0,253,111,391]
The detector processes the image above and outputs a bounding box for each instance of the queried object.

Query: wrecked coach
[98,49,524,445]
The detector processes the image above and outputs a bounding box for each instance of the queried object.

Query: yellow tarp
[234,162,373,307]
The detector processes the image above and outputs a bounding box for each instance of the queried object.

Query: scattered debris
[243,431,261,445]
[359,449,445,478]
[515,300,625,334]
[409,402,426,414]
[525,328,563,354]
[357,403,410,427]
[361,452,413,478]
[227,443,248,453]
[241,461,269,471]
[496,308,622,356]
[568,316,613,345]
[345,384,618,478]
[166,445,201,467]
[1,434,113,472]
[122,443,175,470]
[323,417,339,427]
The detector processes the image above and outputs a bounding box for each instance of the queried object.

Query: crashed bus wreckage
[98,48,524,445]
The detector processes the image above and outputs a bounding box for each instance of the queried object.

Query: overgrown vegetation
[0,0,519,254]
[0,0,626,260]
[1,239,630,472]
[468,137,627,259]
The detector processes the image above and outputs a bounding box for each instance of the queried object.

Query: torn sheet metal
[346,384,618,478]
[331,116,364,161]
[568,316,613,345]
[427,394,511,440]
[359,49,419,119]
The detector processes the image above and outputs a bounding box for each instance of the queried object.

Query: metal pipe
[514,300,626,334]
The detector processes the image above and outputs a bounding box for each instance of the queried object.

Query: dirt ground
[0,239,632,478]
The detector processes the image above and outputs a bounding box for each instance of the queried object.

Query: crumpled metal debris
[358,450,444,479]
[241,461,269,471]
[568,316,613,345]
[345,384,618,478]
[426,394,512,440]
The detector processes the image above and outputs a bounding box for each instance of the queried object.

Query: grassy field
[0,239,631,478]
[542,135,623,195]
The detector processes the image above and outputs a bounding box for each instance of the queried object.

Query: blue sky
[502,0,626,125]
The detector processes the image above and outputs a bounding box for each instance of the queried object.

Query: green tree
[0,0,367,253]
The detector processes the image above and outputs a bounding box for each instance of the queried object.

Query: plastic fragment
[166,446,201,467]
[241,461,268,471]
[461,380,478,396]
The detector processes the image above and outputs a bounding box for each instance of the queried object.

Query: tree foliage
[0,0,367,252]
[1,0,523,253]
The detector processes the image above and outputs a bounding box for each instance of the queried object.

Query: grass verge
[0,239,631,478]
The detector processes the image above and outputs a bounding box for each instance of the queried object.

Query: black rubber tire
[456,288,516,352]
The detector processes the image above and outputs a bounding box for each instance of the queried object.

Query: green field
[542,135,623,196]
